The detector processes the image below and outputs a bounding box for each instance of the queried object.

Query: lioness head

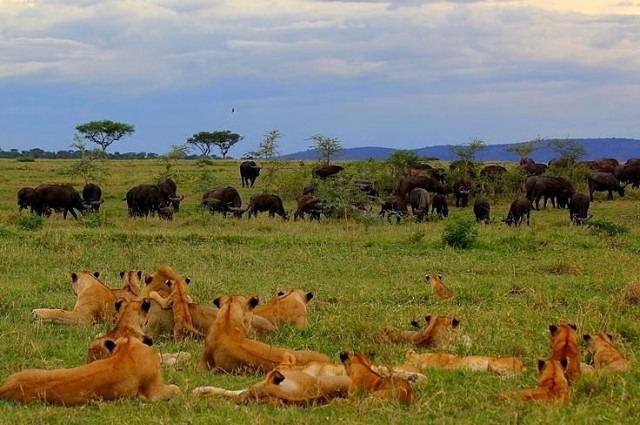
[276,289,314,303]
[140,265,185,298]
[213,295,260,330]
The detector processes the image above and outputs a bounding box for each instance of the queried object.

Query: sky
[1,0,639,156]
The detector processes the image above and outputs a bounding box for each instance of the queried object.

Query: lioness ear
[277,291,285,296]
[367,351,376,360]
[119,271,125,279]
[185,277,191,285]
[269,371,286,386]
[438,273,443,280]
[213,297,222,308]
[115,299,125,312]
[165,280,173,288]
[144,275,153,285]
[339,351,350,364]
[583,334,591,342]
[606,333,613,341]
[410,320,421,329]
[93,271,100,278]
[142,336,153,346]
[248,295,259,309]
[424,315,432,324]
[451,318,460,328]
[425,275,431,282]
[549,325,558,336]
[137,270,143,280]
[306,292,314,302]
[71,272,78,282]
[568,323,577,331]
[141,298,152,312]
[105,339,117,353]
[560,358,569,370]
[537,359,545,372]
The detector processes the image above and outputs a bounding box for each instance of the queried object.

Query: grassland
[0,158,639,424]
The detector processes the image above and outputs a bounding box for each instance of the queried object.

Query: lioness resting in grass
[148,278,203,341]
[583,333,632,372]
[0,337,181,405]
[498,358,570,404]
[254,289,314,328]
[403,349,526,376]
[199,295,331,373]
[339,351,414,404]
[380,314,460,348]
[32,271,119,325]
[548,323,581,383]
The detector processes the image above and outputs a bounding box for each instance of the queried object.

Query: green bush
[79,211,103,228]
[442,217,478,249]
[16,215,43,230]
[16,157,35,163]
[588,218,629,237]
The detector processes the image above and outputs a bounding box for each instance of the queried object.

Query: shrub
[442,217,478,249]
[16,215,43,231]
[588,218,629,237]
[79,211,103,228]
[16,157,35,163]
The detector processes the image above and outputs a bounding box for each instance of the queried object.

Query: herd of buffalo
[15,157,640,226]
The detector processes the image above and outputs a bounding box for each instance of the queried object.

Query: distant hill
[281,138,640,162]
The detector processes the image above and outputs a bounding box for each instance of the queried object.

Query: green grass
[0,158,639,424]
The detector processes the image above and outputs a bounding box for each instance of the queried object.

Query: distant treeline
[0,148,209,160]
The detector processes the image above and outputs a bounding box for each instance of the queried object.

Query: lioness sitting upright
[548,323,581,383]
[148,278,203,341]
[339,351,413,404]
[0,337,181,405]
[199,295,330,373]
[498,358,570,404]
[583,333,632,372]
[32,271,118,325]
[111,270,142,300]
[380,314,460,349]
[254,289,314,328]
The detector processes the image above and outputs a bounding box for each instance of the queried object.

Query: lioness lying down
[497,358,570,404]
[0,337,181,405]
[404,349,526,376]
[199,295,330,373]
[254,289,314,328]
[380,314,460,349]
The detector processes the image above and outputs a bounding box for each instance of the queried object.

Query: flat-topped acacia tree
[75,120,135,154]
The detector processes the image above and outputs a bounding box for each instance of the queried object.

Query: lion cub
[548,324,581,383]
[149,278,203,342]
[425,273,453,300]
[583,333,632,372]
[498,358,570,404]
[339,351,413,404]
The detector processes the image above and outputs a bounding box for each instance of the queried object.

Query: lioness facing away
[583,333,632,372]
[254,289,314,328]
[497,358,570,404]
[0,337,180,405]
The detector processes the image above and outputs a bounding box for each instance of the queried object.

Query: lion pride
[0,337,181,405]
[498,358,570,404]
[339,351,413,404]
[199,295,330,373]
[254,289,314,328]
[548,323,581,383]
[32,271,118,325]
[380,314,460,348]
[583,333,632,372]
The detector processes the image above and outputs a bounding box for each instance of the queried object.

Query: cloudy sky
[1,0,639,156]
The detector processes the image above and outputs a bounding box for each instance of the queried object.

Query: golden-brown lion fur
[0,337,181,405]
[339,351,413,404]
[277,351,347,377]
[404,349,526,376]
[139,265,184,299]
[498,359,570,404]
[87,298,152,362]
[32,271,118,325]
[425,273,453,300]
[380,314,460,349]
[254,289,314,328]
[111,270,142,301]
[149,278,203,342]
[199,295,331,373]
[549,323,581,383]
[583,333,632,372]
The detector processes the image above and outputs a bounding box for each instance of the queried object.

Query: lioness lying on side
[380,314,460,349]
[199,295,330,373]
[0,337,181,405]
[254,289,314,328]
[403,349,526,376]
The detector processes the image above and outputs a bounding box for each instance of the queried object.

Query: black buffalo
[246,194,289,220]
[312,165,344,179]
[240,161,262,188]
[568,193,591,225]
[82,183,104,212]
[294,195,330,221]
[125,184,174,219]
[32,184,88,220]
[587,158,619,173]
[625,158,640,167]
[479,165,507,177]
[453,178,472,208]
[17,187,35,213]
[431,193,449,218]
[379,195,408,223]
[302,184,316,196]
[588,172,625,201]
[519,159,548,176]
[528,176,574,209]
[201,186,244,218]
[157,178,184,211]
[614,164,640,188]
[409,187,430,222]
[504,198,532,226]
[396,176,450,197]
[473,198,491,224]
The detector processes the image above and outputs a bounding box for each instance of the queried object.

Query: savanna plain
[0,158,639,424]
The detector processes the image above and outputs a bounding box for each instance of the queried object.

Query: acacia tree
[308,133,342,164]
[187,130,242,159]
[450,138,487,163]
[75,120,135,153]
[506,138,543,161]
[546,138,586,162]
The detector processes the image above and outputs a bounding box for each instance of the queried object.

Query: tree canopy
[506,137,543,161]
[546,138,587,162]
[187,130,242,159]
[308,134,342,164]
[449,138,487,163]
[75,120,135,153]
